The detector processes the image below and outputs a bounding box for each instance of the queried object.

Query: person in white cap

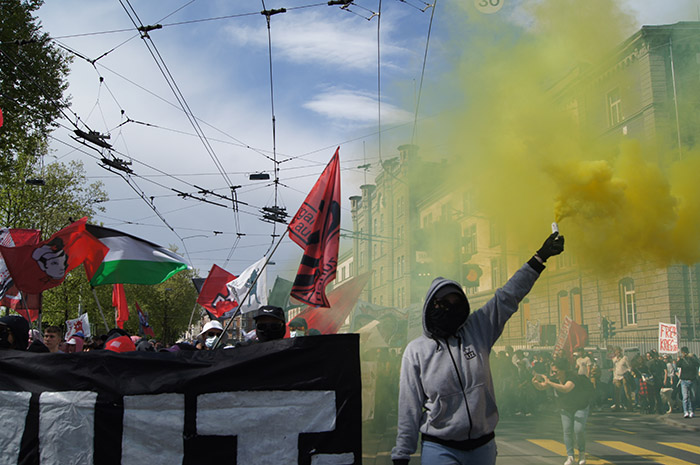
[197,320,224,350]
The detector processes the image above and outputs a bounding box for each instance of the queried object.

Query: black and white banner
[0,335,361,465]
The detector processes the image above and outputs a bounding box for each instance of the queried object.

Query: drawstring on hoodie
[445,335,473,439]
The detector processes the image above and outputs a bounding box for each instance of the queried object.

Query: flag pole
[91,287,111,332]
[19,292,39,330]
[186,301,199,333]
[212,228,289,349]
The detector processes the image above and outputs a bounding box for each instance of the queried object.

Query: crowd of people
[0,304,308,355]
[491,345,699,419]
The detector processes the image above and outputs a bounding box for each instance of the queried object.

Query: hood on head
[0,315,29,350]
[422,277,469,339]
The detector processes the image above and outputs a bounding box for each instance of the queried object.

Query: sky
[32,0,700,283]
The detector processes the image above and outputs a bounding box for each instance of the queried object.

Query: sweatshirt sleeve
[391,346,424,461]
[469,259,542,348]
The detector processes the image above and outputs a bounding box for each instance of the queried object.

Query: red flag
[196,264,238,318]
[0,107,3,127]
[135,301,155,337]
[0,218,108,294]
[288,148,341,307]
[1,285,41,322]
[112,283,129,329]
[289,272,370,335]
[0,228,41,299]
[564,320,589,355]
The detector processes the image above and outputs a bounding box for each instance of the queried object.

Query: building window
[380,214,384,232]
[373,218,378,233]
[490,257,505,288]
[464,224,477,256]
[463,191,473,216]
[489,220,500,247]
[556,251,575,269]
[521,298,531,336]
[608,88,622,126]
[558,290,570,323]
[397,197,404,217]
[422,213,433,228]
[570,288,582,323]
[619,278,637,325]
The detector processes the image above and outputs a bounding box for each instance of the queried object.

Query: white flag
[226,257,268,314]
[66,313,91,340]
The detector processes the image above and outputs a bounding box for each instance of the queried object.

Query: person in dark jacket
[0,315,29,350]
[677,346,699,418]
[391,231,563,465]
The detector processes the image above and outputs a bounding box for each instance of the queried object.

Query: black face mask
[426,294,469,339]
[0,327,13,349]
[256,322,285,342]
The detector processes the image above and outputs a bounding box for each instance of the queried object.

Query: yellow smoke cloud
[418,0,699,273]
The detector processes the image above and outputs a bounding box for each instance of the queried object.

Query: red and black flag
[0,218,108,294]
[196,264,238,318]
[288,148,341,307]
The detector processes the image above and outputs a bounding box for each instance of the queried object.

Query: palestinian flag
[85,224,189,286]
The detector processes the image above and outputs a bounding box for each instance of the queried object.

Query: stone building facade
[348,23,700,347]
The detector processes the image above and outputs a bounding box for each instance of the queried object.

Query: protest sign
[659,322,679,354]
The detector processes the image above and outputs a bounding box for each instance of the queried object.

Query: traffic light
[608,321,617,338]
[601,317,609,339]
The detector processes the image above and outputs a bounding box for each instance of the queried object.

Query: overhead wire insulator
[260,8,286,17]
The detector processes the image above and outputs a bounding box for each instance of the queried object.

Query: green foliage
[0,154,108,231]
[0,0,71,170]
[122,264,199,344]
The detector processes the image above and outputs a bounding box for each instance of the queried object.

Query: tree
[0,153,108,231]
[0,0,71,171]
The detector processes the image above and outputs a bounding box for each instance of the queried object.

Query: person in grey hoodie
[391,231,564,465]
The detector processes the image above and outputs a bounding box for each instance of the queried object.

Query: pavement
[657,411,700,431]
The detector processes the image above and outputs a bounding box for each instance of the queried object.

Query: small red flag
[288,148,341,307]
[112,283,129,329]
[0,218,108,294]
[1,285,41,322]
[135,301,155,337]
[196,264,238,318]
[0,107,3,127]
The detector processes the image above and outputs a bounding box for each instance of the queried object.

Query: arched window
[619,278,637,325]
[558,290,570,322]
[570,288,582,323]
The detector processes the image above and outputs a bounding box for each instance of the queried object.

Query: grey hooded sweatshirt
[391,258,544,461]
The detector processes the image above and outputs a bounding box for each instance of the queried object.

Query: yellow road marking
[608,427,634,434]
[659,442,700,455]
[598,441,697,465]
[528,439,612,464]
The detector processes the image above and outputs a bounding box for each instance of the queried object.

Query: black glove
[393,460,410,465]
[536,232,564,261]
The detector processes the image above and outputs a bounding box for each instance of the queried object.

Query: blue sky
[34,0,700,282]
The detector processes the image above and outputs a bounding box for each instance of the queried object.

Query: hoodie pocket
[427,383,496,434]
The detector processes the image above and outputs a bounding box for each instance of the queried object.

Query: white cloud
[304,88,413,125]
[225,10,410,71]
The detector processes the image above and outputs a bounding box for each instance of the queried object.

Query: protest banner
[659,322,679,354]
[0,335,361,464]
